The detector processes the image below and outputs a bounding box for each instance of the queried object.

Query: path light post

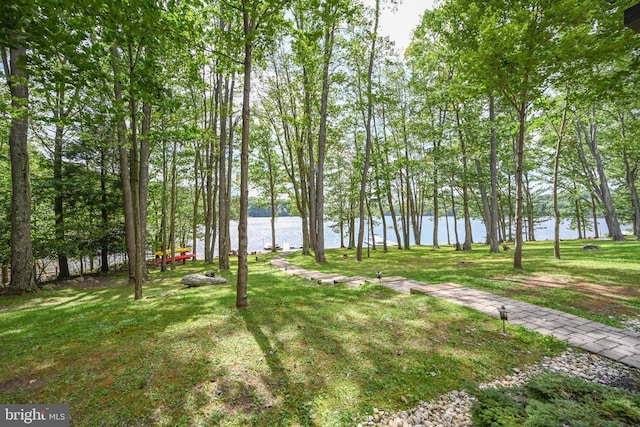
[497,305,509,335]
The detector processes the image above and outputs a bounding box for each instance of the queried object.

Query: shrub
[472,374,640,427]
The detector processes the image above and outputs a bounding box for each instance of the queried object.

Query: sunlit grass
[288,238,640,326]
[0,258,566,426]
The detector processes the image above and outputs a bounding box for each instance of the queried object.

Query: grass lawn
[1,256,565,426]
[288,238,640,328]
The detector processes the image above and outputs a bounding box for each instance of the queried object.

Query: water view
[197,216,615,255]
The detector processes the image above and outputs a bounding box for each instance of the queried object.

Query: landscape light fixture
[625,3,640,32]
[497,305,509,334]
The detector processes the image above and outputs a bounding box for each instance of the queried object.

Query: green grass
[288,239,640,327]
[1,257,565,426]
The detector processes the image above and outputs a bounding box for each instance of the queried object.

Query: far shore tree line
[1,0,638,306]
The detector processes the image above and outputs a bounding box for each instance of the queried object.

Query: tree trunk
[488,95,500,253]
[2,43,35,291]
[192,145,201,260]
[100,146,110,272]
[433,152,440,249]
[314,20,336,264]
[475,157,491,245]
[590,194,599,239]
[455,109,472,251]
[380,102,402,249]
[169,138,178,270]
[450,181,461,250]
[219,74,230,270]
[53,87,70,278]
[442,190,451,245]
[50,67,80,276]
[237,5,254,309]
[356,0,379,261]
[303,65,317,256]
[139,102,151,280]
[110,46,136,284]
[552,95,568,259]
[578,118,624,241]
[524,172,535,241]
[620,113,640,239]
[160,137,168,272]
[513,100,527,269]
[127,42,143,300]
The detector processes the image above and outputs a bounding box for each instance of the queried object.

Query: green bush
[471,388,527,426]
[472,374,640,427]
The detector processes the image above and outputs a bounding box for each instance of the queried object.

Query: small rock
[582,244,601,250]
[181,274,228,287]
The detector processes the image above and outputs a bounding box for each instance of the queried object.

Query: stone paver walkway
[271,257,640,369]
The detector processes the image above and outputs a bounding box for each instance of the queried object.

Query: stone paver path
[271,256,640,369]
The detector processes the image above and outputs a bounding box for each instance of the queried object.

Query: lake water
[197,216,615,254]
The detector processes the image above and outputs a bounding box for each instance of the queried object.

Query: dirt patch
[1,273,129,296]
[496,275,639,317]
[519,275,639,302]
[56,275,128,289]
[0,376,43,394]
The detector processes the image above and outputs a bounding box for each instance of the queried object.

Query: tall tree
[236,0,290,308]
[1,3,35,291]
[356,0,381,261]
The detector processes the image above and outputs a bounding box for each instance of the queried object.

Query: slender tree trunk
[578,118,624,240]
[507,175,513,242]
[219,74,230,270]
[553,95,568,259]
[441,190,451,245]
[450,182,461,250]
[574,185,583,239]
[110,46,136,284]
[489,95,500,253]
[356,0,380,261]
[160,137,168,272]
[475,158,491,245]
[455,109,472,251]
[590,194,599,238]
[620,112,640,239]
[514,99,527,269]
[140,102,151,279]
[225,106,235,257]
[524,172,535,241]
[170,139,178,270]
[2,43,35,291]
[433,145,440,249]
[380,102,402,249]
[314,20,336,264]
[237,5,254,308]
[127,42,144,299]
[100,146,109,272]
[53,86,70,278]
[303,65,317,256]
[191,144,200,260]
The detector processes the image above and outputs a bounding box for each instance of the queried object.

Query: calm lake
[197,216,616,255]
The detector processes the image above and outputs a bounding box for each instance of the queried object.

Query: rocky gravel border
[355,348,640,427]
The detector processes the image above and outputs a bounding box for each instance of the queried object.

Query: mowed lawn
[0,254,567,426]
[289,238,640,328]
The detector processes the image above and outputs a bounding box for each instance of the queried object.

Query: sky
[375,0,436,53]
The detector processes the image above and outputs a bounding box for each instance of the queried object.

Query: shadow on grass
[0,260,565,426]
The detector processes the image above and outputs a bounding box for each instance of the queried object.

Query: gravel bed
[355,348,640,427]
